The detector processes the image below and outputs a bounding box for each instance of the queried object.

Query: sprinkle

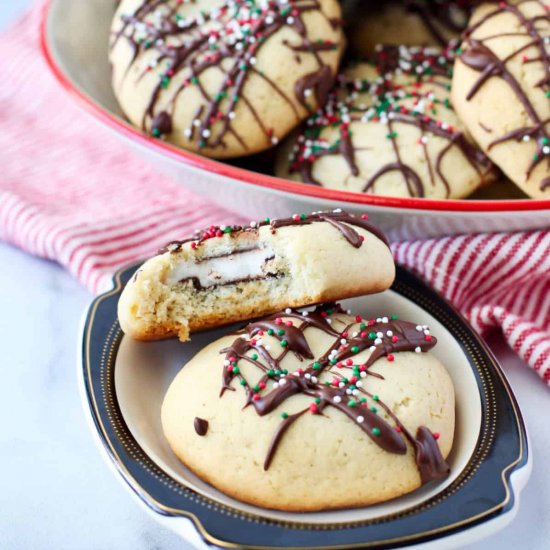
[348,400,356,407]
[333,396,342,403]
[357,416,365,423]
[281,412,288,419]
[280,339,288,347]
[387,354,394,362]
[351,346,360,354]
[433,432,440,440]
[415,346,422,353]
[372,428,381,436]
[372,395,379,401]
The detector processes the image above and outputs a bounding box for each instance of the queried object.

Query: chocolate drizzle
[110,0,342,152]
[160,209,390,254]
[218,305,450,483]
[285,45,494,197]
[459,0,550,187]
[194,417,209,435]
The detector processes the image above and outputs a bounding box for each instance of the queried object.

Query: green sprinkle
[368,332,376,340]
[151,128,161,137]
[342,378,348,384]
[312,362,321,370]
[359,323,366,330]
[277,329,285,336]
[359,397,367,403]
[232,367,240,374]
[330,358,338,364]
[240,379,247,386]
[280,339,288,347]
[391,314,398,320]
[351,346,360,354]
[223,227,232,233]
[373,427,381,436]
[281,412,288,419]
[253,385,260,392]
[348,400,356,407]
[191,77,198,85]
[300,214,307,220]
[282,369,288,375]
[264,217,271,223]
[370,407,378,414]
[251,353,258,361]
[267,329,274,336]
[315,398,321,404]
[267,369,275,377]
[373,395,379,402]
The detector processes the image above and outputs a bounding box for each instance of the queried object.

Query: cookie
[347,0,474,57]
[275,47,495,199]
[109,0,344,158]
[118,211,395,341]
[452,0,550,198]
[162,305,455,511]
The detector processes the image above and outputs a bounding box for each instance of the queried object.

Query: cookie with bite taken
[118,210,395,341]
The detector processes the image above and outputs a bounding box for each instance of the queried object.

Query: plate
[41,0,550,240]
[79,263,530,549]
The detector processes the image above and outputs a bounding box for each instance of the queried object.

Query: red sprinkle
[190,242,197,249]
[355,315,363,322]
[433,432,440,440]
[361,214,369,220]
[387,354,395,362]
[253,394,261,401]
[391,336,399,343]
[309,403,318,413]
[346,359,353,366]
[425,335,433,342]
[285,321,293,327]
[394,426,402,432]
[275,318,283,325]
[258,382,266,390]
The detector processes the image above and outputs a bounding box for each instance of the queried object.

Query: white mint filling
[165,247,276,287]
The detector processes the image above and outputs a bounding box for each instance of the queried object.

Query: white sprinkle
[360,371,367,378]
[271,136,279,145]
[286,16,294,24]
[265,345,271,351]
[285,308,292,314]
[201,129,210,138]
[375,338,382,345]
[223,360,230,366]
[544,146,550,155]
[272,382,279,389]
[302,311,309,317]
[250,221,257,228]
[334,396,342,403]
[357,416,365,424]
[228,111,236,120]
[193,119,201,127]
[346,389,352,395]
[416,325,423,331]
[352,389,359,396]
[250,57,257,66]
[369,346,376,352]
[183,129,192,138]
[352,332,358,338]
[356,380,363,387]
[305,373,311,379]
[423,329,430,335]
[279,378,287,385]
[376,317,382,323]
[415,346,422,353]
[382,317,389,323]
[376,332,383,338]
[386,330,393,337]
[340,338,347,345]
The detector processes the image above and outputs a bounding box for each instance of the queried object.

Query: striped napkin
[1,7,549,384]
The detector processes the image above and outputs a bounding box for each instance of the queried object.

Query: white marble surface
[1,3,550,550]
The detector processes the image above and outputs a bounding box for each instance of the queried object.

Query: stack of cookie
[109,0,550,198]
[118,210,456,511]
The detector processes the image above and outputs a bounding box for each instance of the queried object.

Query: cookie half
[276,46,496,199]
[118,211,395,341]
[162,305,455,511]
[452,0,550,198]
[109,0,344,158]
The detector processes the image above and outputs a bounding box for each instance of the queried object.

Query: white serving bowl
[41,0,550,239]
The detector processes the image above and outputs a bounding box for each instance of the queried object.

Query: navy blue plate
[81,264,528,549]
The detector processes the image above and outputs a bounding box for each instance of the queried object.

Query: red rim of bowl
[39,0,550,213]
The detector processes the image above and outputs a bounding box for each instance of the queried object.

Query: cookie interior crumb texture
[118,211,396,341]
[162,306,455,511]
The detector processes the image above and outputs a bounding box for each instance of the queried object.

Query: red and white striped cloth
[1,7,549,384]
